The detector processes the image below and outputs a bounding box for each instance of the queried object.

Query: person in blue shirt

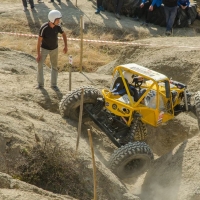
[177,0,191,25]
[137,0,162,25]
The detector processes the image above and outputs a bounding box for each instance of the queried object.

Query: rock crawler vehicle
[59,63,200,179]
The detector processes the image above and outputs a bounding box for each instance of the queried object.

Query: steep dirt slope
[0,0,200,199]
[0,38,200,200]
[0,48,139,200]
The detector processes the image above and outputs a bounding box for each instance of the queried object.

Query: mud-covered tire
[194,91,200,130]
[59,86,102,122]
[108,141,154,179]
[120,120,147,145]
[134,120,147,141]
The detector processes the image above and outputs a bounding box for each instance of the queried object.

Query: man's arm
[36,36,43,63]
[62,32,68,54]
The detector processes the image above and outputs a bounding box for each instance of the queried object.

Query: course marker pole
[79,16,84,72]
[76,88,84,153]
[87,129,97,200]
[69,55,73,91]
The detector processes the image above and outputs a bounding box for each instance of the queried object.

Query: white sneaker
[23,7,28,11]
[188,19,191,25]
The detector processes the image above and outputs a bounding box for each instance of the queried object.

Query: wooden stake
[76,88,84,152]
[69,55,72,91]
[87,129,97,200]
[79,15,83,72]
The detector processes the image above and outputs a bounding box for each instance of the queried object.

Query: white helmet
[123,71,133,84]
[48,10,62,23]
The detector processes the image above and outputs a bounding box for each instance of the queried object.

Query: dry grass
[0,30,118,73]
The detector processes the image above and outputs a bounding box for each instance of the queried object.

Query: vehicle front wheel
[59,86,102,122]
[108,141,154,179]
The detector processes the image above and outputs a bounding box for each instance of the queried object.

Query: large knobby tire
[134,120,147,141]
[194,91,200,130]
[108,141,154,179]
[120,120,147,145]
[59,86,102,122]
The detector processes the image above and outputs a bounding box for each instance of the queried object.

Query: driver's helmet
[48,10,62,23]
[123,71,133,84]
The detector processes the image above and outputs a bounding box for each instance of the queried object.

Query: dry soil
[0,0,200,200]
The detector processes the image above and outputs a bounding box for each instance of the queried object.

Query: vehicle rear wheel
[194,91,200,130]
[134,120,147,141]
[59,86,102,122]
[119,120,147,145]
[108,141,154,179]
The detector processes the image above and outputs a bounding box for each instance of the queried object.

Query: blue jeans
[164,6,178,31]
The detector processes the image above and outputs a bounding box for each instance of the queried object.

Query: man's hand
[149,5,153,11]
[63,46,68,54]
[181,5,187,9]
[36,54,41,63]
[140,3,144,8]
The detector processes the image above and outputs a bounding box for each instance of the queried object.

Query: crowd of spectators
[22,0,192,37]
[94,0,192,36]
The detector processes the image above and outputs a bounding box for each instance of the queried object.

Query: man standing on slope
[36,10,68,91]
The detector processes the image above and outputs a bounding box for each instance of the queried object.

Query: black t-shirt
[163,0,178,7]
[39,22,64,50]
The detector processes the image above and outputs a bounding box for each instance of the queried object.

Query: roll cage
[102,64,178,127]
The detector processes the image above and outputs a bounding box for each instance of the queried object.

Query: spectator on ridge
[137,0,162,26]
[177,0,191,25]
[95,0,104,14]
[114,0,124,19]
[163,0,178,36]
[22,0,35,11]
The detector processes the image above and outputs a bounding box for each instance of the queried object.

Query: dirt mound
[0,47,36,75]
[141,135,200,200]
[97,37,200,91]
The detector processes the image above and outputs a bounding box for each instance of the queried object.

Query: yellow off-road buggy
[59,63,200,179]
